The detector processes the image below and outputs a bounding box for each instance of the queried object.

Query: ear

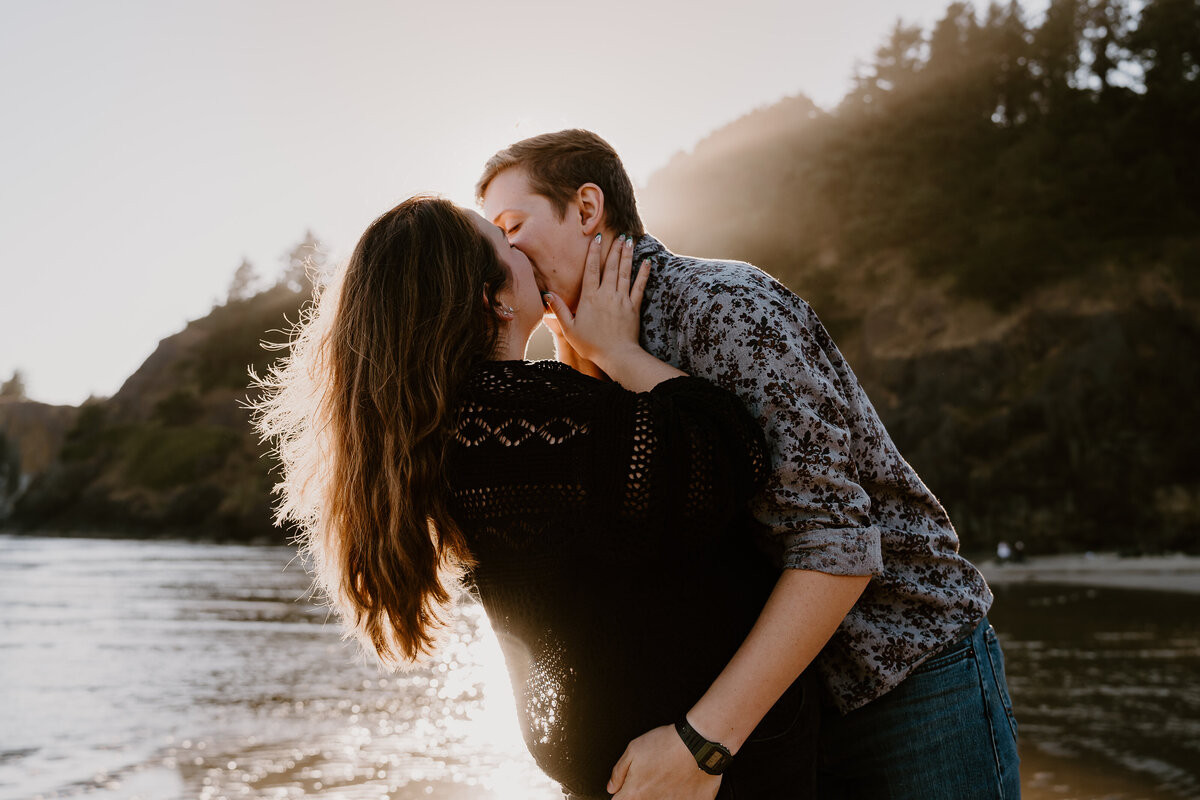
[483,286,515,320]
[575,183,606,235]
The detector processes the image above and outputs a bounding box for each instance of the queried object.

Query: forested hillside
[638,0,1200,553]
[9,285,304,539]
[7,0,1199,551]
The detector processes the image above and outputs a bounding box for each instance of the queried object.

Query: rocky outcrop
[8,286,305,541]
[0,399,78,518]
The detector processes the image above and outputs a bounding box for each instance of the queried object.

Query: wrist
[589,341,647,378]
[675,716,735,775]
[685,704,748,755]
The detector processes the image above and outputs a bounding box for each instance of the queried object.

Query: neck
[493,324,530,361]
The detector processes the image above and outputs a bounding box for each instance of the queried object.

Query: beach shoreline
[977,551,1200,594]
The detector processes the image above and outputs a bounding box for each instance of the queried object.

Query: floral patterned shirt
[633,234,993,713]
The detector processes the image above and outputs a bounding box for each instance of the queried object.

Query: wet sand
[979,551,1200,594]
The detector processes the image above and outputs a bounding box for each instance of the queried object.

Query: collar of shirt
[632,234,671,326]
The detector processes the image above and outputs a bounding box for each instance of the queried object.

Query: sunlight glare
[458,604,527,755]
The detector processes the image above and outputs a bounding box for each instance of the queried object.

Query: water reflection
[0,535,559,800]
[989,583,1200,800]
[2,536,1199,800]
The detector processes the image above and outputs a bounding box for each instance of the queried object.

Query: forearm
[605,568,868,796]
[593,344,685,393]
[551,330,607,380]
[687,568,870,752]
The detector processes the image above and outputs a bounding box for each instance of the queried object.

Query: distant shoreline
[3,531,1199,594]
[978,551,1200,594]
[0,529,289,548]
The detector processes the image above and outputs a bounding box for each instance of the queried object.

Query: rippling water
[0,535,560,800]
[1,535,1198,800]
[988,583,1200,800]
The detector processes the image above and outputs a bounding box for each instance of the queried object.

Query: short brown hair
[476,129,645,238]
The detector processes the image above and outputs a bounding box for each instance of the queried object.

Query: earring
[498,304,516,320]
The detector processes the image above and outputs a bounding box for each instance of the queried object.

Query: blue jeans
[817,618,1021,799]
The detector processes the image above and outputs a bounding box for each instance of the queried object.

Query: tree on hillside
[1130,0,1200,93]
[279,230,328,293]
[1080,0,1135,98]
[0,430,20,503]
[928,2,980,74]
[0,370,27,400]
[1127,0,1200,218]
[1031,0,1086,114]
[226,258,260,303]
[982,0,1036,125]
[844,21,927,112]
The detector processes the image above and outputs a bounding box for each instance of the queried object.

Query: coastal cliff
[7,286,304,540]
[7,0,1198,550]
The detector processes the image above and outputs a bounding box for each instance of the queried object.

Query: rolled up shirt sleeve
[671,279,884,576]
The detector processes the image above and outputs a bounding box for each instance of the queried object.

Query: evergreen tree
[928,2,979,77]
[1080,0,1134,98]
[226,258,260,303]
[279,230,327,293]
[0,370,27,400]
[983,0,1036,125]
[845,21,927,113]
[1127,0,1200,221]
[1129,0,1200,93]
[1032,0,1086,114]
[0,431,19,503]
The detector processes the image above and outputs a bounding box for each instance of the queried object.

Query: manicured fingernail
[542,292,553,303]
[594,233,602,243]
[625,237,633,249]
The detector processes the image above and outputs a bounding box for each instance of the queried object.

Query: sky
[1,0,1047,406]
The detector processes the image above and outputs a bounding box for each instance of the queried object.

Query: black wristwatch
[675,717,734,775]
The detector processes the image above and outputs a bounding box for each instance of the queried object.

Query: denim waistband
[934,616,989,660]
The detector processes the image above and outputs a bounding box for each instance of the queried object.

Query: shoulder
[451,361,610,451]
[459,360,606,410]
[648,245,817,335]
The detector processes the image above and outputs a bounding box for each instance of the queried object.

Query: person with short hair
[478,129,1020,799]
[252,195,819,800]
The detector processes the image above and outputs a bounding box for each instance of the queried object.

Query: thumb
[544,292,574,333]
[608,747,633,795]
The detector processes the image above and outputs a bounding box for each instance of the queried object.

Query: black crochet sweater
[447,360,778,796]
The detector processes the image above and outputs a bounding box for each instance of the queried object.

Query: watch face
[696,742,732,774]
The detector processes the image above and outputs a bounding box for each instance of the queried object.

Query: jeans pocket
[984,625,1019,742]
[745,673,812,744]
[912,628,975,675]
[730,673,819,798]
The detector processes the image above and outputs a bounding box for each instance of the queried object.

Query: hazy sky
[1,0,1046,406]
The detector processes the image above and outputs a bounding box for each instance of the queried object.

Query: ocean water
[0,535,559,800]
[987,582,1200,799]
[1,534,1197,800]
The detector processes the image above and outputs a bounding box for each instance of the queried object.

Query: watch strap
[675,717,734,775]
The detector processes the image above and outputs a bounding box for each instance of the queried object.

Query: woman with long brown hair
[252,195,815,799]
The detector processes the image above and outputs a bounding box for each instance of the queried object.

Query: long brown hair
[252,195,508,667]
